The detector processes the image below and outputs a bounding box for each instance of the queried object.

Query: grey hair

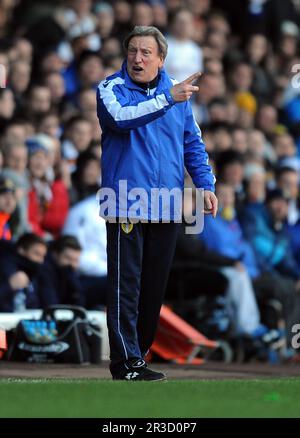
[123,26,168,60]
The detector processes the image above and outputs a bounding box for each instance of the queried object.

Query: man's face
[6,146,28,173]
[223,162,244,186]
[30,87,51,113]
[268,198,288,223]
[172,10,194,40]
[278,171,299,200]
[18,243,47,264]
[216,184,235,209]
[0,191,17,215]
[45,73,65,102]
[127,36,164,83]
[29,150,49,178]
[69,121,93,151]
[55,248,81,270]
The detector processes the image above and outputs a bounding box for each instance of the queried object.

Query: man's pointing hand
[170,72,202,102]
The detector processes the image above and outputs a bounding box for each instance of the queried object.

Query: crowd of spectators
[2,0,300,359]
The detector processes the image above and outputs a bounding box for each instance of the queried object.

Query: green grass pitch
[1,378,300,418]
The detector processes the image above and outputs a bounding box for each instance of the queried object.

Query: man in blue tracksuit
[96,26,217,381]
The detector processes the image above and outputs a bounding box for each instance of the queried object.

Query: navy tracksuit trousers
[106,222,180,370]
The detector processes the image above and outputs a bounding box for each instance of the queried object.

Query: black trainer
[112,359,167,381]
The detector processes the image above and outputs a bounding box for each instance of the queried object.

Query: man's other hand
[170,72,201,102]
[203,190,218,217]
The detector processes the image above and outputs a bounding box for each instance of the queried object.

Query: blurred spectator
[0,51,9,80]
[192,72,225,124]
[62,49,104,97]
[100,37,122,61]
[210,123,232,152]
[247,129,276,165]
[245,33,274,102]
[1,141,30,237]
[276,166,300,225]
[9,38,33,64]
[76,50,105,89]
[228,61,254,97]
[234,91,257,129]
[39,50,66,76]
[37,112,61,139]
[198,183,263,335]
[63,195,108,309]
[152,1,168,33]
[25,84,51,120]
[0,233,55,312]
[94,2,115,39]
[2,141,28,177]
[232,128,249,154]
[207,98,230,124]
[0,176,17,241]
[41,235,83,306]
[165,8,203,82]
[2,119,28,144]
[0,89,15,134]
[69,150,101,205]
[112,0,132,42]
[61,115,93,172]
[241,188,300,280]
[201,182,259,278]
[27,137,69,238]
[273,131,298,161]
[204,27,228,61]
[132,2,154,27]
[54,0,99,51]
[213,0,299,45]
[256,104,278,140]
[275,168,300,271]
[8,60,31,107]
[77,88,98,120]
[216,150,245,206]
[0,168,30,239]
[206,10,230,36]
[44,71,66,110]
[240,187,300,338]
[276,21,299,72]
[243,165,267,204]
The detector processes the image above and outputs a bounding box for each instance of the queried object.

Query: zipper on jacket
[147,84,150,96]
[157,119,162,189]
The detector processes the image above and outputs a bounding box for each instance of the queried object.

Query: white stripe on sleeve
[98,77,169,122]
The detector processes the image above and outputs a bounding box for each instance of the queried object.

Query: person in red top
[0,176,17,240]
[26,138,69,238]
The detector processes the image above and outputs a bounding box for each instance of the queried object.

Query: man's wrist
[164,89,176,105]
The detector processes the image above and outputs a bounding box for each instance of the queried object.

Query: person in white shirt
[63,195,108,308]
[164,8,203,82]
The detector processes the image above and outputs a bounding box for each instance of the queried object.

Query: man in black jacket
[0,233,55,312]
[41,235,83,306]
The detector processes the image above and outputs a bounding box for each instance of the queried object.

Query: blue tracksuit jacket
[96,61,215,221]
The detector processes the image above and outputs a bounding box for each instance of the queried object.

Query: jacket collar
[121,60,172,92]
